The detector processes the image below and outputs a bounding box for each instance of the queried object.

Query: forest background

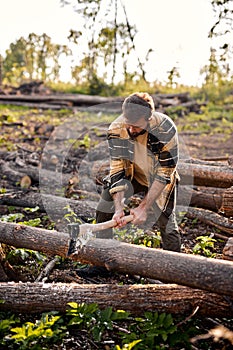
[0,0,233,102]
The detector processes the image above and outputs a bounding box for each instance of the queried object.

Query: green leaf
[112,310,130,320]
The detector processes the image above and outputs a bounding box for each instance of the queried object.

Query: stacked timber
[0,108,233,314]
[0,82,204,113]
[1,151,233,255]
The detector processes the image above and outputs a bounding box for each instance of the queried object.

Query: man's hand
[129,179,165,226]
[112,210,126,228]
[112,191,127,228]
[130,206,147,225]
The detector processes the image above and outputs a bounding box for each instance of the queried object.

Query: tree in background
[0,54,2,86]
[208,0,233,80]
[166,66,180,89]
[3,37,28,84]
[209,0,233,39]
[62,0,151,92]
[2,33,71,84]
[200,47,224,86]
[198,0,233,101]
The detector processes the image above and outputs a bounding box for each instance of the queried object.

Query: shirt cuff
[109,184,128,195]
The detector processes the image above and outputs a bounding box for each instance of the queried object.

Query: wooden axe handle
[87,214,134,233]
[67,215,134,255]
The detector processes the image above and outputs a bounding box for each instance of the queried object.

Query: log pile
[0,220,233,316]
[0,105,233,315]
[0,82,204,113]
[0,282,232,317]
[1,146,233,246]
[0,81,51,96]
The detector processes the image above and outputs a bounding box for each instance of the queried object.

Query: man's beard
[127,128,147,139]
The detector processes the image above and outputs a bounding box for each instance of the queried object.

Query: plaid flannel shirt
[107,111,179,211]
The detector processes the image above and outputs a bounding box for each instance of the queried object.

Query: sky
[0,0,217,86]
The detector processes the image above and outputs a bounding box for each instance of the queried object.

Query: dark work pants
[96,179,181,252]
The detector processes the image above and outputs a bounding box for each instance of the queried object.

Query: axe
[67,215,134,255]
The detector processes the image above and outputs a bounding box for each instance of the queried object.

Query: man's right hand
[112,191,126,227]
[112,210,126,228]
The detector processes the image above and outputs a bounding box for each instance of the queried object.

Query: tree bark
[177,185,222,211]
[223,237,233,261]
[2,157,233,190]
[0,221,233,297]
[220,186,233,217]
[0,159,72,186]
[186,207,233,235]
[179,162,233,188]
[177,185,233,217]
[0,93,124,107]
[0,191,96,220]
[0,282,232,317]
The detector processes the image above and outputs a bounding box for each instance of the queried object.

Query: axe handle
[86,214,134,233]
[67,215,134,255]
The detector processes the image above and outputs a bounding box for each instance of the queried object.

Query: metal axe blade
[67,215,133,256]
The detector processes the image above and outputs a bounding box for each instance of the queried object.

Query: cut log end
[223,237,233,261]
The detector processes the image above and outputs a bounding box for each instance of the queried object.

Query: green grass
[177,104,233,135]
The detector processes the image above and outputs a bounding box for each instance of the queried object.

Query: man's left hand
[130,206,147,225]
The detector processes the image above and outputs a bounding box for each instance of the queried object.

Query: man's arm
[112,191,126,227]
[130,179,166,225]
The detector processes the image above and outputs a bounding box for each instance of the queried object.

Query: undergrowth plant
[114,225,161,248]
[4,312,63,350]
[192,235,217,258]
[0,303,192,349]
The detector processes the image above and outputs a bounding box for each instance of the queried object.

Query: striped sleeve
[107,129,132,195]
[150,115,179,184]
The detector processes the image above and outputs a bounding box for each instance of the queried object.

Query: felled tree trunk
[178,185,233,217]
[179,162,233,188]
[178,186,222,211]
[223,237,233,261]
[2,157,233,191]
[186,207,233,235]
[220,186,233,217]
[92,159,233,188]
[0,191,96,220]
[0,159,72,186]
[0,221,233,297]
[0,282,232,317]
[0,93,124,107]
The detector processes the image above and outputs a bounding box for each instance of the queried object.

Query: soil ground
[0,106,233,349]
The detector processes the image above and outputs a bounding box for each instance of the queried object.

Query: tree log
[2,157,233,191]
[0,93,124,107]
[186,207,233,235]
[0,92,193,109]
[220,186,233,217]
[0,100,75,110]
[179,162,233,187]
[91,159,233,188]
[0,159,72,186]
[177,186,222,212]
[0,221,233,297]
[185,157,230,166]
[223,237,233,261]
[0,282,232,317]
[0,191,96,220]
[177,185,233,217]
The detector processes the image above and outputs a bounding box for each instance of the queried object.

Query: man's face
[125,116,148,138]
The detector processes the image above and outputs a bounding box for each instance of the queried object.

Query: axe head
[67,223,80,256]
[67,215,133,255]
[67,222,94,256]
